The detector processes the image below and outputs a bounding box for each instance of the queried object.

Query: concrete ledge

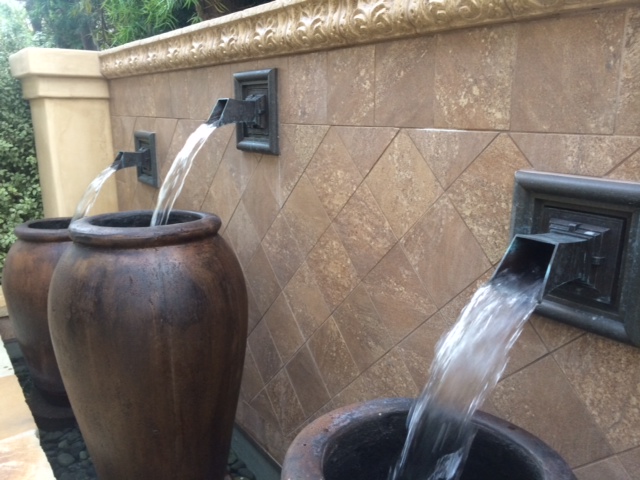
[0,340,55,479]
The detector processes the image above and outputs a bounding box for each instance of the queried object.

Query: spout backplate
[232,69,279,155]
[509,170,640,347]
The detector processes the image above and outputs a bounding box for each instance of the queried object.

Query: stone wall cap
[10,47,102,79]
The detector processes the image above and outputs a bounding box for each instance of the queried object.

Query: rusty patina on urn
[48,210,247,480]
[282,398,577,480]
[2,217,71,405]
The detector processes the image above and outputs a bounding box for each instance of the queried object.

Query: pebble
[12,348,257,480]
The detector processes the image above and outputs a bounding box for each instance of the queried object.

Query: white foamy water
[150,123,217,226]
[71,164,119,224]
[389,271,543,480]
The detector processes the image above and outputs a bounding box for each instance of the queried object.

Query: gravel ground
[10,344,256,480]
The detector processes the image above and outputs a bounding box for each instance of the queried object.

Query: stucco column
[9,47,118,218]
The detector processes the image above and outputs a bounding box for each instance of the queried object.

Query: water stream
[72,123,217,226]
[71,164,119,224]
[150,123,217,226]
[389,269,543,480]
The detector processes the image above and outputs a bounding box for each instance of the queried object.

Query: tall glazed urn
[48,210,248,480]
[2,217,71,405]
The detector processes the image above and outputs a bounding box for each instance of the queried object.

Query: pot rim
[14,217,72,243]
[282,397,576,480]
[69,210,221,248]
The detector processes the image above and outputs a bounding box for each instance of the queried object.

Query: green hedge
[0,2,44,278]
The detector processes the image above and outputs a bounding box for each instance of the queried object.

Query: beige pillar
[9,47,118,218]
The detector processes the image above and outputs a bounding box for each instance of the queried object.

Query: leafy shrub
[0,2,44,277]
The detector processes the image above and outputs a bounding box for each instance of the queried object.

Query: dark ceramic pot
[282,398,577,480]
[48,210,248,480]
[1,217,71,405]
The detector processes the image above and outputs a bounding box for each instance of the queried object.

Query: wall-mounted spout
[111,149,148,171]
[501,170,640,347]
[491,228,596,301]
[208,68,279,155]
[206,95,267,128]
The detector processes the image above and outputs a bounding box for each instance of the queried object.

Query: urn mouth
[283,398,576,480]
[69,210,222,248]
[15,217,72,243]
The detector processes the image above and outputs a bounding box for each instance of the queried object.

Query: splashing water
[71,164,119,223]
[389,270,543,480]
[151,123,217,226]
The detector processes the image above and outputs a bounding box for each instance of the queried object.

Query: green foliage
[103,0,201,47]
[0,2,44,274]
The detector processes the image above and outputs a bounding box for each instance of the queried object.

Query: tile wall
[109,6,640,478]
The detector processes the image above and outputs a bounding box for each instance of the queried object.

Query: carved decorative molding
[99,0,634,78]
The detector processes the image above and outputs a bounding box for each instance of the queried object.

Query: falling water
[71,163,119,223]
[150,123,217,226]
[389,269,544,480]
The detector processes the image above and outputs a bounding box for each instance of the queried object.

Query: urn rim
[69,210,221,248]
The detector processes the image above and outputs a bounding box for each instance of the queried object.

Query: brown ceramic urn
[2,217,71,405]
[48,210,248,480]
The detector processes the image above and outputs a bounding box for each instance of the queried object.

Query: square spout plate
[511,170,640,347]
[233,69,278,155]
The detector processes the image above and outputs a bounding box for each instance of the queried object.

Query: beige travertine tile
[282,174,331,257]
[286,345,331,417]
[492,355,613,467]
[618,446,640,479]
[265,370,306,435]
[448,134,531,264]
[407,129,498,189]
[110,115,136,152]
[240,348,263,402]
[511,10,625,134]
[153,73,172,118]
[607,149,640,182]
[244,245,281,317]
[334,126,398,177]
[553,334,640,453]
[328,45,375,125]
[502,322,548,377]
[306,226,360,311]
[223,201,261,269]
[305,128,363,220]
[262,212,305,288]
[250,389,279,429]
[241,161,279,240]
[396,312,453,389]
[307,317,360,397]
[401,196,491,307]
[510,133,640,177]
[201,153,242,225]
[0,431,55,480]
[264,123,329,207]
[283,52,327,125]
[574,456,633,480]
[283,262,332,340]
[333,183,397,278]
[434,24,517,130]
[333,284,392,372]
[247,320,282,384]
[246,285,261,334]
[616,7,640,136]
[374,36,436,127]
[366,131,443,239]
[264,293,304,365]
[529,313,585,351]
[167,70,190,119]
[363,244,437,344]
[332,349,419,408]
